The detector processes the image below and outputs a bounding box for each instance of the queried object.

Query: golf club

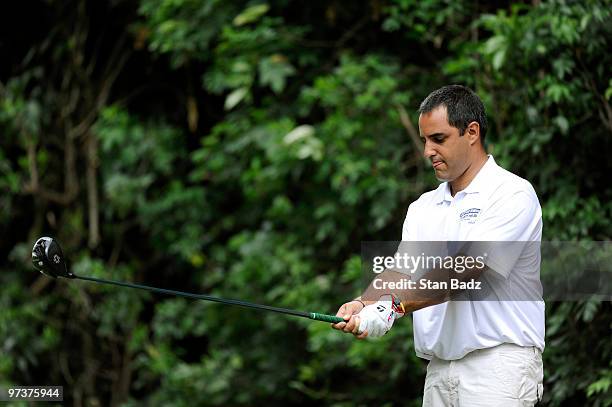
[32,236,343,323]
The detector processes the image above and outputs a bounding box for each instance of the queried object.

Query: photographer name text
[373,277,482,290]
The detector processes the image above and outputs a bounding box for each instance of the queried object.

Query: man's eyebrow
[421,132,447,139]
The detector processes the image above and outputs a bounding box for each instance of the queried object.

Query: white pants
[423,343,543,407]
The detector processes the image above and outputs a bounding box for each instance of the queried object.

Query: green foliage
[138,0,242,67]
[202,11,308,108]
[96,105,209,260]
[0,0,610,405]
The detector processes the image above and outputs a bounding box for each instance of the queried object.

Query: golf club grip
[310,312,344,323]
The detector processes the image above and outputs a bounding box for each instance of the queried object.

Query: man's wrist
[353,296,388,308]
[368,294,406,315]
[352,298,366,309]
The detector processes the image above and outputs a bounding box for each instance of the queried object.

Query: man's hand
[356,295,404,338]
[331,300,368,339]
[332,295,405,339]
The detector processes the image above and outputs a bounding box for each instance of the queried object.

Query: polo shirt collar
[462,155,496,194]
[434,155,497,204]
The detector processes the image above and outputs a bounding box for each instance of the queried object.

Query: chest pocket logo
[459,208,481,224]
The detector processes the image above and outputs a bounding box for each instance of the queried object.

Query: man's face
[418,106,472,182]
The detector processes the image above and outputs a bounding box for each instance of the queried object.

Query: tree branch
[86,132,100,248]
[396,104,427,191]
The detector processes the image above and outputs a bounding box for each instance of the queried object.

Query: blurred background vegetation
[1,0,610,405]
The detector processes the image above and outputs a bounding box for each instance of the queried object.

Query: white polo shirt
[402,155,545,360]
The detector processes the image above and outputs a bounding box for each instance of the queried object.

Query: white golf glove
[357,295,405,338]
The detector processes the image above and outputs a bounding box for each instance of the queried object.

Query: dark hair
[418,85,488,145]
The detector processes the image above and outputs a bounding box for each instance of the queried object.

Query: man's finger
[331,304,349,330]
[350,315,362,334]
[355,330,368,340]
[342,317,354,332]
[343,315,359,333]
[331,321,346,330]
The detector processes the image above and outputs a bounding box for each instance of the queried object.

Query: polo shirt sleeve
[401,202,417,241]
[466,188,542,279]
[399,203,444,280]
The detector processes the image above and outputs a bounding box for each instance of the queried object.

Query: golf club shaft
[74,275,343,323]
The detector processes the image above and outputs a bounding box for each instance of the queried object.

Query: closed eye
[422,133,447,144]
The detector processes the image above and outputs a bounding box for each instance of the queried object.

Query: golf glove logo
[357,295,404,338]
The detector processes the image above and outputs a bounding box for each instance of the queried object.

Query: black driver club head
[32,237,74,278]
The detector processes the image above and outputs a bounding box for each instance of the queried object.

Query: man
[332,85,544,406]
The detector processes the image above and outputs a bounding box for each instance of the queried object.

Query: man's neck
[450,153,489,196]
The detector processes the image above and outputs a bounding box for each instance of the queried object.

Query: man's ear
[465,121,480,146]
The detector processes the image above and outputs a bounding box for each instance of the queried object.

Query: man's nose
[423,140,436,159]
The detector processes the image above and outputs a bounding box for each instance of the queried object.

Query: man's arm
[333,253,487,337]
[363,256,487,313]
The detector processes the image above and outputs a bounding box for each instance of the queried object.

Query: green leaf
[586,373,611,398]
[492,49,506,70]
[553,115,569,135]
[233,4,269,26]
[605,79,612,100]
[283,125,314,145]
[258,55,296,94]
[224,87,248,110]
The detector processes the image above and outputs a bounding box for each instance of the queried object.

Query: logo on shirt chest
[459,208,481,224]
